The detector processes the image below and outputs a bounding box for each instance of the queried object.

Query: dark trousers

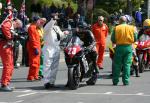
[13,41,19,66]
[21,39,29,66]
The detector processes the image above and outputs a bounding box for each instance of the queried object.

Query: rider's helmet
[77,21,88,29]
[143,19,150,29]
[76,21,88,33]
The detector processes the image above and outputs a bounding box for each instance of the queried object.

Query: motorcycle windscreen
[138,34,150,49]
[65,36,83,58]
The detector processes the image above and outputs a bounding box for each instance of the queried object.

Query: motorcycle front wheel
[68,66,80,90]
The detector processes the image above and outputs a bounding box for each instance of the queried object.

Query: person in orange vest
[27,16,41,81]
[0,18,22,91]
[91,16,108,69]
[111,16,137,85]
[37,18,46,79]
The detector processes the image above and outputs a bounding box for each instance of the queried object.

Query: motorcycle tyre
[86,72,98,85]
[68,67,80,90]
[139,54,145,73]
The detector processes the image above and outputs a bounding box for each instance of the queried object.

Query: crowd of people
[0,2,149,92]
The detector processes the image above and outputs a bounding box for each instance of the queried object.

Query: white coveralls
[42,19,65,84]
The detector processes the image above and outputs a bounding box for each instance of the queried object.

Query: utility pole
[127,0,132,15]
[0,0,2,16]
[148,0,150,18]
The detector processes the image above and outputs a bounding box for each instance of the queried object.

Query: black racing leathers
[74,30,99,73]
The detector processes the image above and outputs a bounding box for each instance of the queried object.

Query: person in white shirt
[42,17,68,89]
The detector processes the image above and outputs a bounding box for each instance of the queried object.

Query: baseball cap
[32,16,41,22]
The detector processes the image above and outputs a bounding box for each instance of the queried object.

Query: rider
[66,22,99,86]
[76,22,99,72]
[139,19,150,66]
[65,22,99,86]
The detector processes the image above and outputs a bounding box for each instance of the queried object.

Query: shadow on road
[11,78,28,83]
[15,85,79,91]
[98,74,112,79]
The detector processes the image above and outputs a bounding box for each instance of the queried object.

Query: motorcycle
[136,34,150,73]
[108,43,140,77]
[62,33,98,90]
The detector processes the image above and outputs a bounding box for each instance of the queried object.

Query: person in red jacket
[92,16,108,69]
[0,18,22,92]
[27,16,41,81]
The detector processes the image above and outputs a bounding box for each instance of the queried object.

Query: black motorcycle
[62,34,98,90]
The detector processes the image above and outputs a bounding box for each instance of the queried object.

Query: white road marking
[136,93,144,95]
[32,91,150,97]
[0,100,24,103]
[104,92,113,94]
[12,100,24,103]
[77,102,84,103]
[14,90,32,93]
[16,92,37,98]
[13,89,150,97]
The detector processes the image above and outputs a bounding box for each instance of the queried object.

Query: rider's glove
[34,48,39,55]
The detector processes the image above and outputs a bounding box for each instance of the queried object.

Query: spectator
[65,3,73,19]
[30,0,42,18]
[42,4,50,21]
[135,7,142,27]
[73,13,86,28]
[60,4,66,16]
[77,4,85,22]
[118,9,124,17]
[57,4,66,28]
[49,2,58,18]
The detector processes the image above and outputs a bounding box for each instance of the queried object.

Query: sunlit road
[0,51,150,103]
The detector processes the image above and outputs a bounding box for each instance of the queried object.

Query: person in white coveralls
[42,17,69,89]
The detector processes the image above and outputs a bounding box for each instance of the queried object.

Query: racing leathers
[74,29,99,73]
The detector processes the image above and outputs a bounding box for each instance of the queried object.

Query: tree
[95,0,145,14]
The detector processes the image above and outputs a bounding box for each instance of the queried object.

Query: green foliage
[39,0,77,12]
[95,0,145,14]
[132,0,145,11]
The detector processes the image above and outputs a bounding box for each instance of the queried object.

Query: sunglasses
[98,20,103,22]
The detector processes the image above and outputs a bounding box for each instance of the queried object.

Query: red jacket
[92,22,108,45]
[1,19,13,40]
[28,23,41,49]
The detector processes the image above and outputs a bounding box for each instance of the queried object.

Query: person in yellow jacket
[111,16,138,85]
[37,18,47,78]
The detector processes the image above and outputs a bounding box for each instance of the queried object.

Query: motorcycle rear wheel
[86,72,98,85]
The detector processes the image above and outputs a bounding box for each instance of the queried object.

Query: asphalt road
[0,51,150,103]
